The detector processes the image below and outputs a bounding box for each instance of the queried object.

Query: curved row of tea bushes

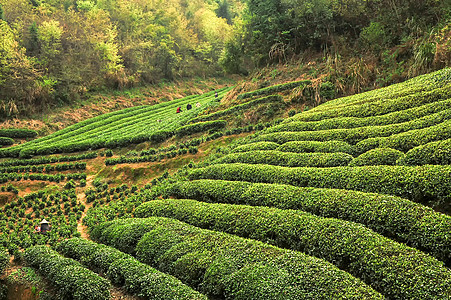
[0,162,86,174]
[349,148,405,166]
[135,199,451,299]
[176,120,227,137]
[313,69,451,111]
[105,147,197,165]
[91,218,382,299]
[189,95,283,124]
[355,119,451,154]
[0,89,232,158]
[237,80,311,100]
[188,163,451,207]
[254,109,451,145]
[0,152,97,167]
[214,150,353,167]
[292,84,451,122]
[24,245,111,300]
[56,238,208,300]
[276,140,355,154]
[164,180,451,265]
[398,139,451,165]
[276,99,451,132]
[0,128,38,138]
[0,172,86,184]
[231,141,280,152]
[0,137,14,146]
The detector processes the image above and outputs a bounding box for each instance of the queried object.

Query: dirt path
[76,175,95,240]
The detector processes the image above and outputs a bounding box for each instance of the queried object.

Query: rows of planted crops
[1,71,451,299]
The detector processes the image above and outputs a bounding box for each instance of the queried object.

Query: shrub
[176,120,227,137]
[188,163,451,210]
[24,245,111,300]
[277,140,354,154]
[215,150,353,167]
[135,199,451,299]
[355,119,451,154]
[275,98,451,132]
[397,138,451,165]
[0,137,14,146]
[349,148,405,166]
[232,141,279,153]
[0,248,9,275]
[164,179,451,265]
[56,238,207,299]
[91,218,382,299]
[254,109,451,145]
[293,84,451,122]
[0,128,38,138]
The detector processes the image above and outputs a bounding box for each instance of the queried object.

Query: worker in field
[196,102,201,108]
[215,91,219,101]
[176,106,182,113]
[187,103,192,110]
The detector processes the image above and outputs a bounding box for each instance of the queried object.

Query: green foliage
[135,199,451,299]
[349,148,405,166]
[164,179,451,265]
[360,22,388,51]
[176,120,227,137]
[276,140,354,154]
[355,119,451,154]
[188,163,451,208]
[0,89,231,158]
[219,40,243,74]
[0,248,9,275]
[398,138,451,165]
[0,128,38,138]
[56,238,208,299]
[232,141,279,152]
[215,150,353,167]
[278,98,451,132]
[24,245,111,300]
[0,137,14,146]
[91,217,382,299]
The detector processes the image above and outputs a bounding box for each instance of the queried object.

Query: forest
[0,0,450,118]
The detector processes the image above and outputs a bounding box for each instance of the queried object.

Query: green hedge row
[188,163,451,209]
[0,128,38,138]
[24,245,111,300]
[313,69,451,111]
[0,152,97,167]
[214,150,353,167]
[237,80,311,100]
[355,119,451,154]
[277,140,355,154]
[349,148,405,166]
[292,85,451,122]
[0,162,86,174]
[105,147,197,165]
[232,141,279,152]
[0,137,14,146]
[0,130,174,158]
[254,109,451,145]
[135,199,451,299]
[163,180,451,265]
[56,238,208,300]
[189,95,283,124]
[91,218,382,299]
[276,98,451,132]
[398,138,451,165]
[176,120,227,137]
[0,172,86,184]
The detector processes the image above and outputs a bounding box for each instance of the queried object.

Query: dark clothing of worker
[215,92,218,100]
[187,103,192,110]
[176,107,182,113]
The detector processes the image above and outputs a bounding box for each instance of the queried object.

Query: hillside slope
[1,69,451,299]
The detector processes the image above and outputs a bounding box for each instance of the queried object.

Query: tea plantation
[1,70,451,299]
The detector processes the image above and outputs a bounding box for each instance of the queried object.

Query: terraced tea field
[1,69,451,299]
